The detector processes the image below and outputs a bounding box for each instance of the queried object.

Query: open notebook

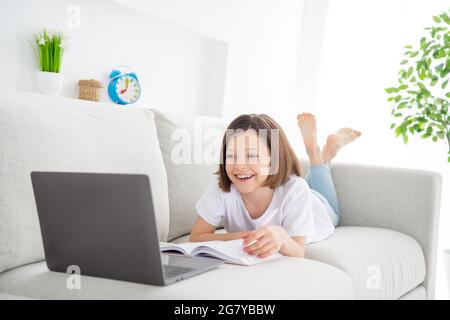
[159,239,285,266]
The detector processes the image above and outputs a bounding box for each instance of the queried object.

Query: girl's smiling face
[225,129,271,194]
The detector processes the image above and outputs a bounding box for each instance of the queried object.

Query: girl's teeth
[236,174,253,179]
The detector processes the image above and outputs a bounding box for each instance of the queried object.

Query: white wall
[0,0,306,135]
[113,0,306,144]
[0,0,227,116]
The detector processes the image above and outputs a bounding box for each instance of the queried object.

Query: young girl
[190,113,361,258]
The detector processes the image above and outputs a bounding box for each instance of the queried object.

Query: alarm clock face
[115,75,141,104]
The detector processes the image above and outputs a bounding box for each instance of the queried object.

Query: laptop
[30,171,223,286]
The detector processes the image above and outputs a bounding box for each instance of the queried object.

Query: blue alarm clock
[108,66,141,105]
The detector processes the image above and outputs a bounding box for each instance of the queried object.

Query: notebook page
[159,240,234,256]
[191,239,285,266]
[159,241,198,256]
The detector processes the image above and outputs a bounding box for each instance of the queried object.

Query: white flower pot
[36,71,63,96]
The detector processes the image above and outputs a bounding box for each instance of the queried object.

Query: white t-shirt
[195,175,335,245]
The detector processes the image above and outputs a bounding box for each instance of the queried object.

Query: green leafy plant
[385,9,450,163]
[31,29,66,73]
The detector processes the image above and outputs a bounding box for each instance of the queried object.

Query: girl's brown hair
[216,114,303,192]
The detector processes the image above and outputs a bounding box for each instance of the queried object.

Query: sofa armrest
[330,162,442,299]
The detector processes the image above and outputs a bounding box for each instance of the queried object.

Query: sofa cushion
[0,293,34,300]
[0,91,170,274]
[306,226,426,299]
[152,109,227,241]
[173,226,427,300]
[0,259,353,299]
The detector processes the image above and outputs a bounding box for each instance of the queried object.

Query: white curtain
[298,0,449,299]
[295,0,449,168]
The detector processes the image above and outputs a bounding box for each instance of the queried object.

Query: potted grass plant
[385,9,450,163]
[32,29,67,96]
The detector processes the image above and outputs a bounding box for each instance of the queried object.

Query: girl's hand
[241,226,288,258]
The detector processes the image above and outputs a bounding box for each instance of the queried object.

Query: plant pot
[36,71,63,96]
[444,249,450,298]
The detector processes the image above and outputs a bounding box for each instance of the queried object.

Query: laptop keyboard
[163,265,195,278]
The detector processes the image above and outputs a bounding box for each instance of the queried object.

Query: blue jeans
[304,162,340,226]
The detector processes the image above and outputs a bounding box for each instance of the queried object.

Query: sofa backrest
[152,109,228,241]
[0,91,170,274]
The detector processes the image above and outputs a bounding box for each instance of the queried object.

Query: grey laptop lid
[30,172,222,286]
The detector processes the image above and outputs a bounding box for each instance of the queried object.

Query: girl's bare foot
[297,113,326,165]
[322,128,362,163]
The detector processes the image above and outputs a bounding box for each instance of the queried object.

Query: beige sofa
[0,91,442,299]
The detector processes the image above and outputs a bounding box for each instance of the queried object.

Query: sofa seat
[0,258,353,300]
[305,226,426,299]
[173,226,426,300]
